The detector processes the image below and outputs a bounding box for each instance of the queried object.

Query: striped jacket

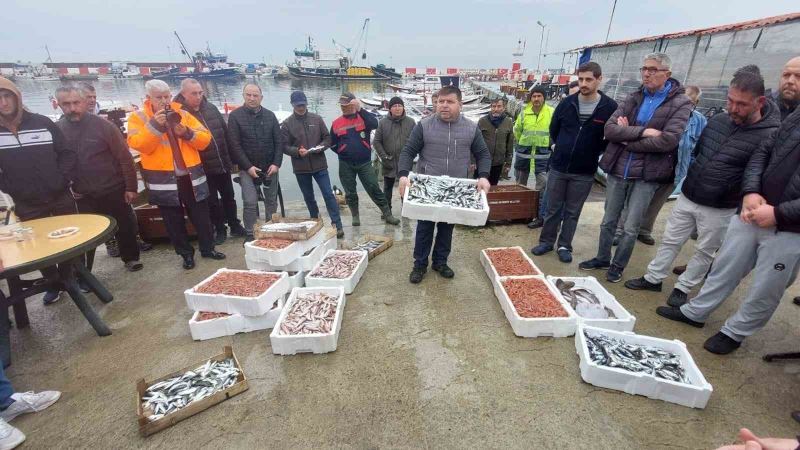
[127,100,211,207]
[0,111,76,206]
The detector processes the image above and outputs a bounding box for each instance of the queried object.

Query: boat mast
[173,31,198,71]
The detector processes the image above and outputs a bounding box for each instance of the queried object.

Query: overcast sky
[2,1,798,70]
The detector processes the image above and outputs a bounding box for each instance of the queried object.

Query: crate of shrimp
[494,275,577,338]
[548,276,636,332]
[188,295,285,341]
[184,269,289,316]
[254,215,323,241]
[305,250,368,295]
[401,172,489,226]
[246,236,336,273]
[480,246,543,291]
[576,326,713,408]
[270,287,347,355]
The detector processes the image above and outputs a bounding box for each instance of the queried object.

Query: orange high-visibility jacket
[127,100,212,206]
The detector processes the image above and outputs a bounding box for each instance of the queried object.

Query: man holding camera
[127,80,225,270]
[228,84,284,241]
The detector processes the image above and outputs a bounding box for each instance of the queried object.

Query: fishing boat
[153,33,243,80]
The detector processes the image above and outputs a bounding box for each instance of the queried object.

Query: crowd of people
[0,50,799,447]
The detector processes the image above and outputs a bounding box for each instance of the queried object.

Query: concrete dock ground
[4,192,800,449]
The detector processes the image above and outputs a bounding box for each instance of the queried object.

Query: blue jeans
[413,220,455,269]
[0,363,14,410]
[597,175,659,269]
[295,169,343,229]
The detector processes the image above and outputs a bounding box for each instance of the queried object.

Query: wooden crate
[486,185,539,222]
[254,214,323,241]
[351,234,393,260]
[136,346,248,437]
[135,203,196,242]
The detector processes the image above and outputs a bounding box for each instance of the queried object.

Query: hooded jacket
[600,78,693,183]
[0,77,77,206]
[174,94,233,175]
[374,112,416,178]
[127,99,211,207]
[549,91,618,175]
[681,100,780,209]
[281,111,331,174]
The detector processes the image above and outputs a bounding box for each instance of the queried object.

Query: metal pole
[537,21,546,72]
[605,0,618,43]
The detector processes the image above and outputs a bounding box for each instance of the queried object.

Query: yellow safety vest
[513,103,553,148]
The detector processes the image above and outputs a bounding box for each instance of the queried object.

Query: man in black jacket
[656,101,800,355]
[626,68,780,308]
[773,56,800,121]
[0,77,77,305]
[532,62,617,263]
[227,84,284,240]
[176,79,246,244]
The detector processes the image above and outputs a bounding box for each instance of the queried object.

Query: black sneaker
[624,276,662,292]
[214,228,227,245]
[78,279,91,294]
[579,258,610,271]
[655,306,705,328]
[432,264,455,278]
[43,290,61,305]
[606,265,624,283]
[556,247,572,263]
[229,223,248,237]
[137,236,153,252]
[703,332,741,355]
[409,267,426,284]
[667,288,688,307]
[527,218,543,229]
[201,250,226,260]
[637,234,655,245]
[531,244,553,256]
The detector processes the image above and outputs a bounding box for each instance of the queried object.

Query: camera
[253,169,272,187]
[164,103,182,126]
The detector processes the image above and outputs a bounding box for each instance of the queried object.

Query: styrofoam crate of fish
[188,296,286,341]
[245,237,336,273]
[575,325,713,409]
[480,246,544,292]
[244,239,305,266]
[184,269,290,317]
[305,249,368,295]
[546,276,636,332]
[400,173,490,227]
[269,286,347,355]
[494,275,578,338]
[285,271,306,290]
[298,227,328,253]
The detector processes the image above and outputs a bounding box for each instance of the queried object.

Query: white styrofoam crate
[286,271,306,290]
[480,246,544,291]
[244,239,304,266]
[305,250,368,295]
[298,227,328,253]
[184,269,290,316]
[494,275,578,338]
[546,276,636,332]
[270,286,346,355]
[576,325,713,409]
[400,173,490,226]
[245,237,336,273]
[188,296,285,341]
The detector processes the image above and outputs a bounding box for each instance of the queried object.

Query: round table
[0,214,118,367]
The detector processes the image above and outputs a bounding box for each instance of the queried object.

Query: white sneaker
[0,391,61,422]
[0,418,25,450]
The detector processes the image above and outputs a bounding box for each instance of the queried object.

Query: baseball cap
[290,91,307,106]
[339,92,356,105]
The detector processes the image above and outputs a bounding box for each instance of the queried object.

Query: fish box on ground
[494,276,577,338]
[184,269,289,316]
[254,214,323,241]
[270,287,346,355]
[486,184,539,222]
[400,173,490,226]
[285,271,306,290]
[575,326,713,409]
[244,238,305,266]
[480,246,543,291]
[305,250,368,295]
[245,237,336,273]
[347,234,394,260]
[547,276,636,332]
[188,296,285,341]
[136,346,248,436]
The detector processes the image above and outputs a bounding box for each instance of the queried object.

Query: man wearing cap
[281,91,344,238]
[330,92,399,226]
[373,96,415,214]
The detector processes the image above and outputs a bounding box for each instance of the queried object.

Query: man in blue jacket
[531,62,617,263]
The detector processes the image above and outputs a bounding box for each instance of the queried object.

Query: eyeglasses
[640,67,668,75]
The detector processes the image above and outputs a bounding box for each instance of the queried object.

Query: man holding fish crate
[398,86,491,284]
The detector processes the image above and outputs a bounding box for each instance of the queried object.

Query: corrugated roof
[572,12,800,51]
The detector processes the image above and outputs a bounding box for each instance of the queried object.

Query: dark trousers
[206,172,241,232]
[339,160,389,213]
[158,176,215,257]
[384,177,397,209]
[538,170,594,251]
[77,189,140,263]
[296,169,343,229]
[473,165,504,186]
[413,220,455,269]
[14,191,76,221]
